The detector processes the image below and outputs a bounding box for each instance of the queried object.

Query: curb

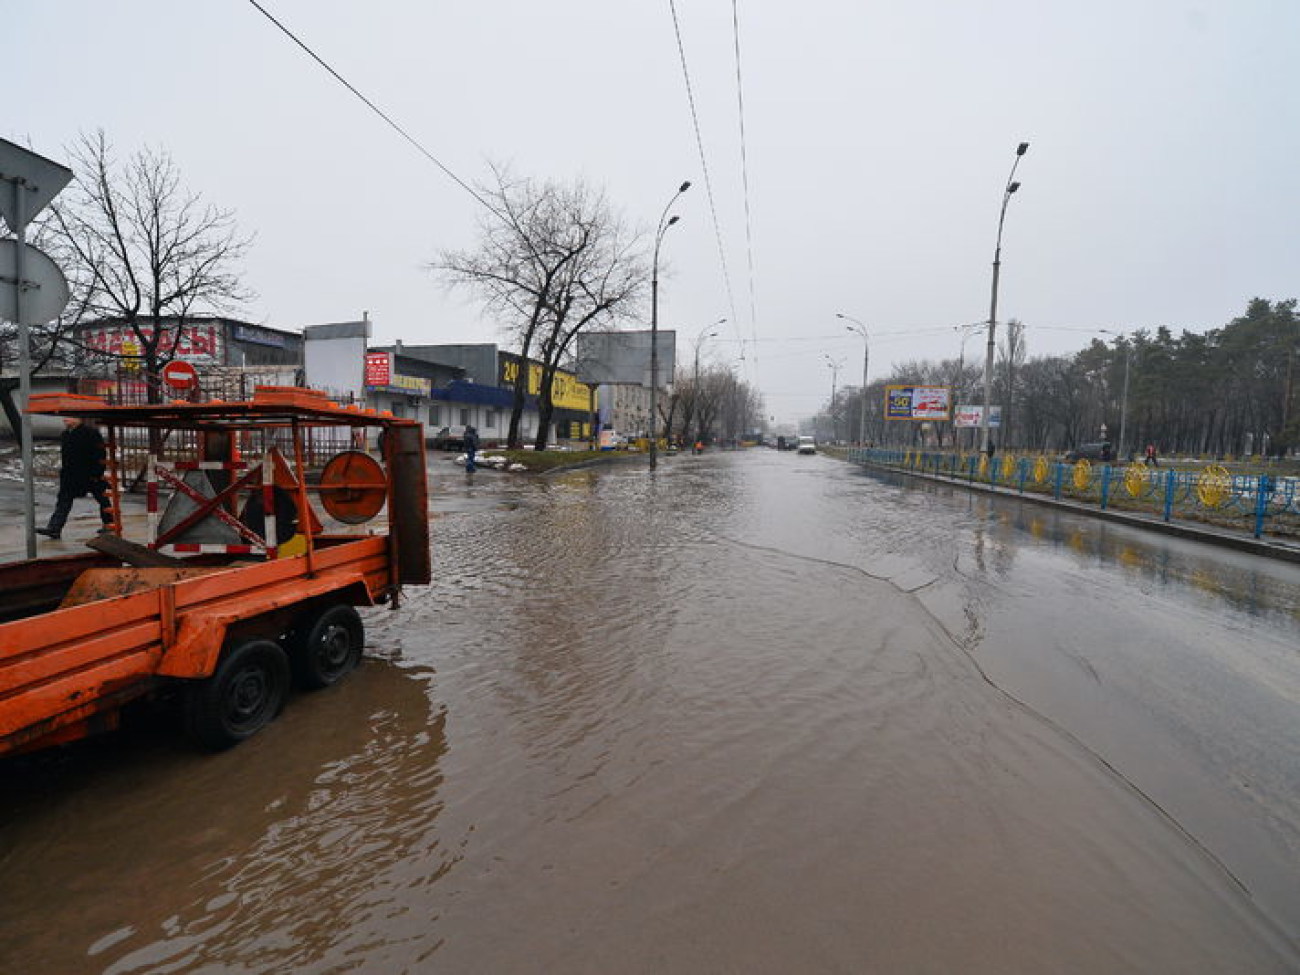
[858,461,1300,566]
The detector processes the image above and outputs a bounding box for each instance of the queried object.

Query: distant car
[1063,441,1113,463]
[431,425,468,451]
[797,436,817,455]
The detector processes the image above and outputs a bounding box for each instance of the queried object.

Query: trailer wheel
[186,639,290,750]
[288,604,365,690]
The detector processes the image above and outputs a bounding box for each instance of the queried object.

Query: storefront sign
[364,351,392,387]
[232,323,288,348]
[500,358,591,410]
[390,373,431,395]
[84,322,220,364]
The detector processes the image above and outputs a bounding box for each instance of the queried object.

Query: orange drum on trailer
[319,450,388,524]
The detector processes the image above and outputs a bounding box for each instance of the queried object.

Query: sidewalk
[862,460,1300,566]
[0,471,150,563]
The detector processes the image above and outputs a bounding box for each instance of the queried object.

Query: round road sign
[161,359,199,390]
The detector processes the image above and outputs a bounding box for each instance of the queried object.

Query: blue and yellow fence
[846,448,1300,541]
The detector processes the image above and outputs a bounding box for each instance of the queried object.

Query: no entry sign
[161,359,200,391]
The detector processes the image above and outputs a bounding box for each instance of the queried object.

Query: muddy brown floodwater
[3,449,1299,973]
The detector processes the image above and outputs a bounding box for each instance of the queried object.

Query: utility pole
[981,141,1029,456]
[649,180,691,471]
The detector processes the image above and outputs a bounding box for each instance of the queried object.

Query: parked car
[797,436,817,455]
[1063,441,1113,462]
[431,425,468,451]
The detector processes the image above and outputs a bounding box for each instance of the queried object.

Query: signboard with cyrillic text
[953,404,1002,428]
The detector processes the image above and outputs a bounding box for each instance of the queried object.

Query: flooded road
[3,449,1300,973]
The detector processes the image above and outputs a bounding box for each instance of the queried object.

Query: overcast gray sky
[9,1,1299,424]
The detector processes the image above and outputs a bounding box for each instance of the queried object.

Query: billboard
[885,385,951,421]
[953,404,1002,428]
[573,330,677,387]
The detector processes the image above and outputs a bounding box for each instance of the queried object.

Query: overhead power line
[730,0,760,367]
[666,0,740,346]
[246,0,502,219]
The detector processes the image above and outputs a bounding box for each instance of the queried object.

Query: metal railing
[848,448,1300,541]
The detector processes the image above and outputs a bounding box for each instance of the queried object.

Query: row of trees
[434,166,766,450]
[435,167,765,450]
[823,299,1299,459]
[662,363,763,445]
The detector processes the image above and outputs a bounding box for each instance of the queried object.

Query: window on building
[485,410,498,430]
[459,408,470,426]
[429,405,441,427]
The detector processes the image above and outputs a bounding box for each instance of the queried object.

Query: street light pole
[1099,328,1133,461]
[650,180,691,471]
[981,141,1029,455]
[824,354,844,442]
[837,313,870,445]
[1118,348,1131,461]
[953,322,983,451]
[690,319,724,443]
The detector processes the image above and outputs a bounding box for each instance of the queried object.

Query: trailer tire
[186,639,290,750]
[288,604,365,690]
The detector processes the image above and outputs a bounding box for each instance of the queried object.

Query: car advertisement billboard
[885,385,951,420]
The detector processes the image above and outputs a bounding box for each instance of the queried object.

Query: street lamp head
[679,180,692,193]
[667,214,680,227]
[1016,142,1029,156]
[1008,181,1021,194]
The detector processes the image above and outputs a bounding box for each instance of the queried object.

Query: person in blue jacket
[463,425,480,473]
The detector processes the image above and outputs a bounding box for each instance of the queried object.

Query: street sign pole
[1,139,74,559]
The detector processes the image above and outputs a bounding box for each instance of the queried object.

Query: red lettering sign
[365,351,392,387]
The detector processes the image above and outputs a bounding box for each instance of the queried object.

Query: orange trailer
[0,387,430,756]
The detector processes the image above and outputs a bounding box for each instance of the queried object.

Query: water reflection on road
[2,449,1299,973]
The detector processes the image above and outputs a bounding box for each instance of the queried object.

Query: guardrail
[847,448,1300,541]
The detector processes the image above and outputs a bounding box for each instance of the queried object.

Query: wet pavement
[3,449,1300,972]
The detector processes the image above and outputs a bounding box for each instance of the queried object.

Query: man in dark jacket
[36,417,114,540]
[463,425,479,473]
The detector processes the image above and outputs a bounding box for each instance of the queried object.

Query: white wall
[303,321,369,403]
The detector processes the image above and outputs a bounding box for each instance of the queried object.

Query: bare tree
[434,165,647,449]
[42,130,252,400]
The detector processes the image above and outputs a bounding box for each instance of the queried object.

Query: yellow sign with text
[501,360,591,411]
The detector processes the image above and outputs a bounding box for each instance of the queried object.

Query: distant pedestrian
[37,417,114,540]
[463,425,479,473]
[1144,443,1158,467]
[1100,442,1113,463]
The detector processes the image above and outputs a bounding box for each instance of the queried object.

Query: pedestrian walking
[1144,443,1159,467]
[463,425,479,473]
[37,417,114,540]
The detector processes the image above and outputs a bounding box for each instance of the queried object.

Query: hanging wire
[666,0,740,334]
[730,0,760,372]
[246,0,504,221]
